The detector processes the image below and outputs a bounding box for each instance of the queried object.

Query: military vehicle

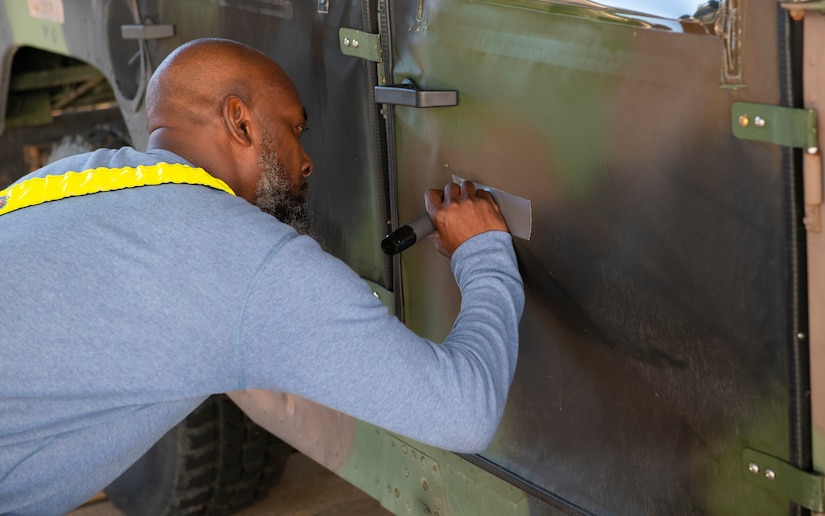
[1,0,823,514]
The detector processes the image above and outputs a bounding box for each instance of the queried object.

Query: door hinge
[732,101,823,232]
[339,28,381,63]
[744,448,825,511]
[731,102,818,150]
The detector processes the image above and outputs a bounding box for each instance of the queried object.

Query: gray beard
[255,138,315,237]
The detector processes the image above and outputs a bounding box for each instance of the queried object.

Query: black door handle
[374,78,458,108]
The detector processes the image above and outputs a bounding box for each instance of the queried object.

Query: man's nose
[302,151,313,177]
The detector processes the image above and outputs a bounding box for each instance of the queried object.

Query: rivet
[422,480,429,491]
[421,456,427,466]
[343,37,351,46]
[738,115,750,128]
[403,467,409,478]
[435,500,441,510]
[798,332,807,341]
[351,39,360,48]
[402,445,408,454]
[748,462,760,474]
[373,291,380,298]
[394,488,400,498]
[754,116,766,128]
[808,147,819,155]
[766,468,776,480]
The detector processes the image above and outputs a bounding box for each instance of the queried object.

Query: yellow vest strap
[0,162,235,217]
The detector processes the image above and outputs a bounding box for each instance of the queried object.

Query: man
[0,38,523,513]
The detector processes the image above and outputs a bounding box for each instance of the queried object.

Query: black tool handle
[381,213,435,255]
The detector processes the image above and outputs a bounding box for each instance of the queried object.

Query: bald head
[145,38,310,202]
[147,38,296,132]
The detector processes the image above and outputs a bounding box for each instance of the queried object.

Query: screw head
[754,116,766,128]
[738,115,750,128]
[343,37,351,46]
[748,462,760,474]
[766,468,776,480]
[351,39,360,48]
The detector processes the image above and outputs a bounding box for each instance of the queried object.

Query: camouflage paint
[390,0,795,513]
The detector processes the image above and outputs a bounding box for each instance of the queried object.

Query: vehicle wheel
[104,394,294,516]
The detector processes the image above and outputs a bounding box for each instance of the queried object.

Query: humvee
[1,0,822,514]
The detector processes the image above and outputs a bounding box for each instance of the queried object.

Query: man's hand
[424,181,509,258]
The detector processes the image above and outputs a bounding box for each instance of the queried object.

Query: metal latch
[339,28,381,63]
[743,448,825,511]
[374,78,458,108]
[121,24,175,40]
[731,101,822,232]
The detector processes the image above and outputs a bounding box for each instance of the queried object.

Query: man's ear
[223,95,253,146]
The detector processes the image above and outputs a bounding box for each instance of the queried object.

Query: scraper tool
[381,176,532,255]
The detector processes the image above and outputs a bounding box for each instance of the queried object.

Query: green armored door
[381,0,812,513]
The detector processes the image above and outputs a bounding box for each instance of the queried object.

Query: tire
[104,394,294,515]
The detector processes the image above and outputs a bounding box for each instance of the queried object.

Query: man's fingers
[443,181,460,202]
[458,180,477,199]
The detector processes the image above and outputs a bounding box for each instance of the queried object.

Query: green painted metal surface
[340,27,381,63]
[744,448,825,512]
[338,422,529,516]
[4,0,68,54]
[732,101,818,150]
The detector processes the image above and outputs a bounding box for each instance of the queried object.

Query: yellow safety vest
[0,162,235,217]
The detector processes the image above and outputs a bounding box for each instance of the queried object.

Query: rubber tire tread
[104,394,294,515]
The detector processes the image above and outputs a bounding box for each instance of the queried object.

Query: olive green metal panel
[339,422,530,516]
[3,0,69,54]
[389,0,795,513]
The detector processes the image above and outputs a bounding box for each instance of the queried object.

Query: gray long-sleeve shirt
[0,147,524,513]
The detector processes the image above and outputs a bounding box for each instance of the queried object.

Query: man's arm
[238,182,523,452]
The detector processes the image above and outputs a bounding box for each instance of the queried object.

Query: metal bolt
[351,39,360,48]
[766,468,776,480]
[748,462,760,474]
[754,116,766,128]
[372,291,380,298]
[343,37,351,46]
[738,115,750,128]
